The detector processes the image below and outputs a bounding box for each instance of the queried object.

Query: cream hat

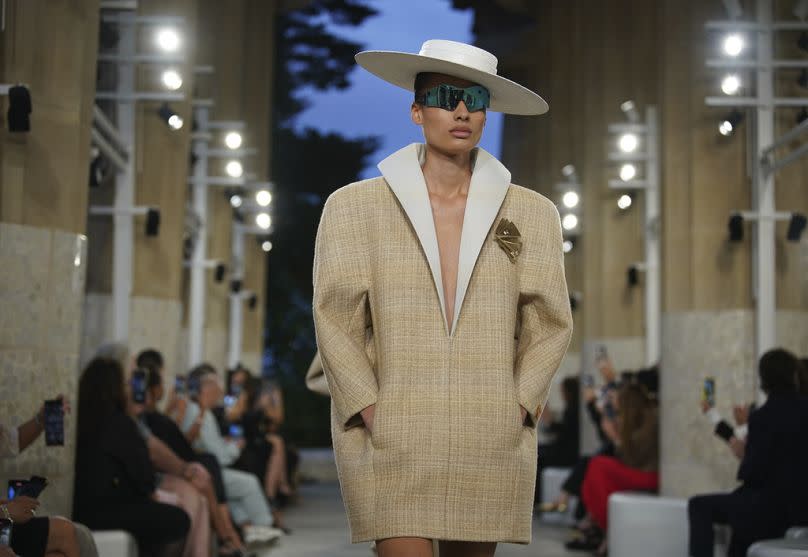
[355,39,548,115]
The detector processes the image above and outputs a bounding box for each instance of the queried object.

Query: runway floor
[266,482,580,557]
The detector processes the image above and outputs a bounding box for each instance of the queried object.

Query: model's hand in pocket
[361,404,376,433]
[520,405,528,425]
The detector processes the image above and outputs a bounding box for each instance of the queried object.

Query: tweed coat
[312,143,573,544]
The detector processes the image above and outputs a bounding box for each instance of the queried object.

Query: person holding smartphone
[0,397,83,557]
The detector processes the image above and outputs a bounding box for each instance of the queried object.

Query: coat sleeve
[312,189,377,430]
[514,200,573,428]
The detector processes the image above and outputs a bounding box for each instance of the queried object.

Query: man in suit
[688,348,808,557]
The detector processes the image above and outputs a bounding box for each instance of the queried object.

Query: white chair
[608,492,689,557]
[91,530,138,557]
[747,540,808,557]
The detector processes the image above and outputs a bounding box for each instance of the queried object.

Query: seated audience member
[0,398,84,557]
[569,382,659,555]
[688,348,808,557]
[181,364,283,544]
[535,377,580,505]
[540,356,621,516]
[73,357,190,557]
[256,379,297,505]
[94,344,211,557]
[137,354,247,557]
[799,358,808,396]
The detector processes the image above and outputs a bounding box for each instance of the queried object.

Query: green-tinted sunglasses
[415,83,490,113]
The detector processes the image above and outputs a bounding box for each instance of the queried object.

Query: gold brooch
[493,218,522,263]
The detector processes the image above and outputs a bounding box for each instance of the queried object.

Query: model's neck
[421,143,474,198]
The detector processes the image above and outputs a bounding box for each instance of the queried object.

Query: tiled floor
[266,482,580,557]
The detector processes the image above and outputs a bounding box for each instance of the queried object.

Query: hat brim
[355,50,548,116]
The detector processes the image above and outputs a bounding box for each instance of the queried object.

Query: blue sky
[293,0,503,180]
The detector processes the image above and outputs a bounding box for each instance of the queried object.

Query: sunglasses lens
[420,84,490,112]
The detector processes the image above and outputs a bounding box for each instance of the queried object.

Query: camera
[174,375,186,395]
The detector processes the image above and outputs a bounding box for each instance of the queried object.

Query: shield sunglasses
[415,83,490,113]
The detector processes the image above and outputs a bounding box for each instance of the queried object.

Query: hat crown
[418,40,498,76]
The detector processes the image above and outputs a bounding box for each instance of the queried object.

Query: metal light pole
[607,104,661,366]
[705,0,808,362]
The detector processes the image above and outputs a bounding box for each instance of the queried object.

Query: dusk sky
[293,0,504,180]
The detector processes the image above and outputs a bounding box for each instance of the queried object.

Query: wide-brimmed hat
[355,39,548,116]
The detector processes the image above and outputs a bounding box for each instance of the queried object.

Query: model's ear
[411,102,423,125]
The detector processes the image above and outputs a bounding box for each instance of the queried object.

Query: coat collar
[378,143,511,336]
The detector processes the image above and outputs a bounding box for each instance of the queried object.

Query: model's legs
[376,537,434,557]
[439,540,496,557]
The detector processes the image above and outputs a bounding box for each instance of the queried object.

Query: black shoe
[564,529,603,552]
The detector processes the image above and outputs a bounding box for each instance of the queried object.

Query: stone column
[0,0,98,517]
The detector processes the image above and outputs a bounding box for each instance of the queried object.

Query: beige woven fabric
[313,162,572,543]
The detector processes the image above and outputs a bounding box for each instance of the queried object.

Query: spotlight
[229,194,243,208]
[158,103,183,130]
[247,293,258,311]
[619,163,637,182]
[721,74,741,95]
[6,85,32,132]
[722,33,744,57]
[618,133,639,153]
[561,164,577,179]
[799,31,808,53]
[787,213,807,242]
[214,262,226,283]
[161,69,183,91]
[89,146,108,188]
[617,194,633,210]
[797,107,808,125]
[798,69,808,89]
[728,213,744,242]
[719,109,743,136]
[261,240,273,253]
[562,191,579,209]
[256,212,271,230]
[620,100,640,123]
[627,265,640,287]
[562,214,579,231]
[156,28,181,52]
[225,160,243,178]
[230,279,243,294]
[225,131,243,150]
[146,208,160,237]
[255,190,272,207]
[563,240,574,254]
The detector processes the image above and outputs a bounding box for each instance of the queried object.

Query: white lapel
[378,144,448,333]
[451,147,510,335]
[378,143,511,337]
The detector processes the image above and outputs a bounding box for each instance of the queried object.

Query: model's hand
[360,404,375,433]
[6,496,39,524]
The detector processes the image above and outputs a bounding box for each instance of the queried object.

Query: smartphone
[582,374,595,388]
[18,476,47,499]
[174,375,186,395]
[703,377,716,408]
[7,479,26,500]
[44,398,64,446]
[0,518,12,547]
[131,369,147,404]
[715,421,734,442]
[187,375,200,397]
[229,424,244,439]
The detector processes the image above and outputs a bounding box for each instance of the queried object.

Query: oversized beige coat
[312,143,573,544]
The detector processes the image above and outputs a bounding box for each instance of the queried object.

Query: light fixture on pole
[161,68,183,90]
[225,131,243,149]
[607,100,661,366]
[225,160,244,178]
[719,110,743,136]
[156,27,181,52]
[555,164,582,239]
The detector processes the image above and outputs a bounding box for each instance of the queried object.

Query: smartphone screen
[44,399,64,446]
[229,424,244,439]
[715,421,734,442]
[7,479,26,500]
[174,375,186,395]
[0,518,12,546]
[131,369,147,404]
[187,375,200,397]
[703,377,716,407]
